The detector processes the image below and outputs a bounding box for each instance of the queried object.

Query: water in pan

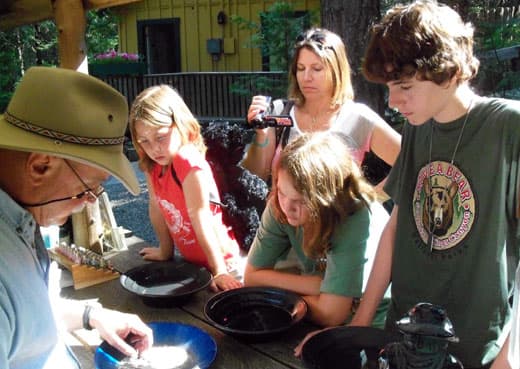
[117,345,198,369]
[221,305,292,331]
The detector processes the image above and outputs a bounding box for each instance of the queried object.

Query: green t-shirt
[385,97,520,368]
[248,200,390,326]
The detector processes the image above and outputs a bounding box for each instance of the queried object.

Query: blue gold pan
[94,322,217,369]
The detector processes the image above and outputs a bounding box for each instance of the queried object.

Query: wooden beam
[0,0,142,30]
[0,0,54,30]
[86,0,142,10]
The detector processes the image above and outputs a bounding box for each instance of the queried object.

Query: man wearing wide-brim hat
[0,67,152,369]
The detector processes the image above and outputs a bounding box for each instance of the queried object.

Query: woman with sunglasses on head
[241,28,401,188]
[129,85,243,292]
[244,132,390,328]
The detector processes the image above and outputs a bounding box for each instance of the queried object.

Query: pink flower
[93,50,141,64]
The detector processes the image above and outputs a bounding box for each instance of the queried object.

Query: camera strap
[274,99,294,149]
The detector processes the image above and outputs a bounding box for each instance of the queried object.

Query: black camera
[250,96,294,129]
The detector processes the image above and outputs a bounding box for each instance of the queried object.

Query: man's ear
[25,153,60,186]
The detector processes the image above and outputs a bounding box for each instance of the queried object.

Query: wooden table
[59,236,319,369]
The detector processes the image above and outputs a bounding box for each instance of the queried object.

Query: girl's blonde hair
[288,28,354,108]
[128,85,206,172]
[271,132,375,259]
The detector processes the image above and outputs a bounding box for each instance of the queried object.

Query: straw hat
[0,66,139,195]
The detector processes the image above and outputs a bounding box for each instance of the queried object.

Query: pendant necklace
[426,98,474,251]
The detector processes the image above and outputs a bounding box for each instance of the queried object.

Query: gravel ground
[104,162,158,245]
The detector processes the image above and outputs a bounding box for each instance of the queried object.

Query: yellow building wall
[114,0,320,72]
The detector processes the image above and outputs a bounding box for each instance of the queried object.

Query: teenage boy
[350,1,520,368]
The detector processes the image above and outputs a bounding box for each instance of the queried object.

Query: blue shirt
[0,189,80,369]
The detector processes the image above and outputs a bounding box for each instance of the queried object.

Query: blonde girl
[129,85,242,291]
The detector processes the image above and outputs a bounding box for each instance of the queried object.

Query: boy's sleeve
[247,203,292,268]
[384,122,411,205]
[320,207,370,297]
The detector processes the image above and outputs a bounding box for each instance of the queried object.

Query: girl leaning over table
[244,132,390,328]
[128,85,243,292]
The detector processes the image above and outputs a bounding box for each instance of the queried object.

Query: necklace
[306,105,339,130]
[426,98,474,251]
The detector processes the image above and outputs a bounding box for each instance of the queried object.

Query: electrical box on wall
[206,39,223,55]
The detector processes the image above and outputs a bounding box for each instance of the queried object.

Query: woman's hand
[139,246,169,261]
[89,307,153,357]
[210,273,243,292]
[247,95,271,126]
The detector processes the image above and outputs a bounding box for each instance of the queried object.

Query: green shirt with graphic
[385,97,520,368]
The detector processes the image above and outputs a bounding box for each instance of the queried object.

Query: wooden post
[53,0,103,253]
[53,0,88,72]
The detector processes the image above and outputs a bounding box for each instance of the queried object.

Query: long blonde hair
[128,85,206,172]
[288,28,354,108]
[271,132,375,259]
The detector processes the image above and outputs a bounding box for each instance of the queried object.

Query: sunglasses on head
[295,31,331,51]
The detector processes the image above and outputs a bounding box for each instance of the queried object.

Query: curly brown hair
[271,132,375,259]
[362,0,479,85]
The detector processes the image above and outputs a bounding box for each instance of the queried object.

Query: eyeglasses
[19,159,105,208]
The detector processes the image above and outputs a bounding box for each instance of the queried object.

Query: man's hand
[89,307,153,357]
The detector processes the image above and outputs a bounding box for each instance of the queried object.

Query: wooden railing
[97,72,287,122]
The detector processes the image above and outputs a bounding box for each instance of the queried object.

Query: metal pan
[120,261,212,307]
[204,286,307,341]
[301,326,402,369]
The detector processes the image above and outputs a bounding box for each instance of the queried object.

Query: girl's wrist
[213,271,228,279]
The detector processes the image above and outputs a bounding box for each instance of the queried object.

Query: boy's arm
[349,205,398,326]
[246,262,353,326]
[245,261,322,295]
[302,293,354,327]
[491,335,512,369]
[370,119,401,167]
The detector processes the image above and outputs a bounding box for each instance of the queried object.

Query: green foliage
[473,16,520,99]
[231,1,318,99]
[0,22,58,111]
[0,9,119,112]
[86,9,119,59]
[477,17,520,50]
[0,32,20,111]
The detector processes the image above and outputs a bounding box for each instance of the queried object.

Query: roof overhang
[0,0,142,30]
